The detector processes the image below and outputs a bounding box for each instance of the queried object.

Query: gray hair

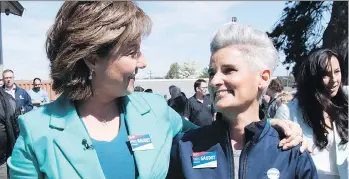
[210,23,279,104]
[210,22,278,74]
[169,86,182,99]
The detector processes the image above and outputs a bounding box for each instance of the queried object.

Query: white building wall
[134,79,209,99]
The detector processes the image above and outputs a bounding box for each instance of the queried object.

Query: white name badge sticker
[128,134,154,151]
[192,152,217,168]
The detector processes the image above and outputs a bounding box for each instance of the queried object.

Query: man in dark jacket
[0,87,20,178]
[2,69,33,113]
[168,85,187,116]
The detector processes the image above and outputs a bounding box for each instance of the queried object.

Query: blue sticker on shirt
[192,152,217,168]
[128,134,154,151]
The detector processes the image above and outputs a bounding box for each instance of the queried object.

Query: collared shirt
[28,88,49,103]
[184,94,215,127]
[4,85,16,99]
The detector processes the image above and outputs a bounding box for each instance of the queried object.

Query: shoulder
[275,103,289,115]
[16,86,30,95]
[17,100,57,133]
[127,92,167,108]
[19,105,48,126]
[175,121,219,144]
[283,99,300,113]
[186,96,196,104]
[262,125,305,158]
[127,92,173,116]
[15,86,25,92]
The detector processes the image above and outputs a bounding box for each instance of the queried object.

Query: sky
[1,1,293,80]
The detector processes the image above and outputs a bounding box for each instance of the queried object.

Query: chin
[214,100,236,112]
[330,91,338,98]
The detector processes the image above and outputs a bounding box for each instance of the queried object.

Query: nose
[329,71,338,84]
[209,72,223,88]
[136,54,147,69]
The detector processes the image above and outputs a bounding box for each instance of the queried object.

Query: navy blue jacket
[167,116,318,179]
[3,85,33,113]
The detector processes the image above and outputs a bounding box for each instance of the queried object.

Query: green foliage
[165,63,180,79]
[198,67,209,78]
[268,1,348,84]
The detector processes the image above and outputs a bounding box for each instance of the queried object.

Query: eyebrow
[221,64,237,69]
[208,64,237,73]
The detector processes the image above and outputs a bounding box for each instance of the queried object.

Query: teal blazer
[8,92,197,179]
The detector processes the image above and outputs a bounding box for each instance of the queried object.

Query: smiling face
[208,46,269,114]
[90,41,147,99]
[322,56,342,98]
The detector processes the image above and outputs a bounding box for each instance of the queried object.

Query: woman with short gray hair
[168,23,317,179]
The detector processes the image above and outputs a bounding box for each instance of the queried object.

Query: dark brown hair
[268,78,284,93]
[296,48,348,149]
[46,1,152,100]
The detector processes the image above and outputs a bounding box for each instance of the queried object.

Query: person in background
[184,79,215,127]
[168,85,187,116]
[181,92,187,99]
[168,22,317,179]
[27,77,50,108]
[0,87,20,179]
[260,94,271,117]
[2,69,33,114]
[144,88,153,93]
[275,49,348,179]
[266,78,284,118]
[0,79,3,87]
[275,91,293,106]
[134,86,144,92]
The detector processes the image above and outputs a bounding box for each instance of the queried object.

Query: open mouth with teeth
[214,90,234,100]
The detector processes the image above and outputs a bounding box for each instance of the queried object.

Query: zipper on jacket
[226,127,234,179]
[241,141,253,179]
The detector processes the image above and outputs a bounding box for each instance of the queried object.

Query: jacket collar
[48,93,151,129]
[3,84,16,91]
[47,93,152,178]
[215,112,270,144]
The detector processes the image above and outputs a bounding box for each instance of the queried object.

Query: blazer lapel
[48,95,105,179]
[124,94,171,179]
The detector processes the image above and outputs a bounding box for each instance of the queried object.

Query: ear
[258,69,271,90]
[84,57,97,71]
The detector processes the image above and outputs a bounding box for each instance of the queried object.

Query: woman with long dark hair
[275,48,348,179]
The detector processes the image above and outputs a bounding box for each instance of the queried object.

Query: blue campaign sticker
[128,134,154,151]
[192,152,217,168]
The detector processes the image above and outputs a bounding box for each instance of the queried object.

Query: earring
[89,70,93,80]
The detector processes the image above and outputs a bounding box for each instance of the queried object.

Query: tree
[165,63,180,79]
[268,1,348,84]
[178,61,198,79]
[198,67,209,78]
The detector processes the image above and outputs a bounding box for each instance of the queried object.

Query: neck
[6,84,14,89]
[195,93,204,100]
[77,95,120,122]
[222,101,260,148]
